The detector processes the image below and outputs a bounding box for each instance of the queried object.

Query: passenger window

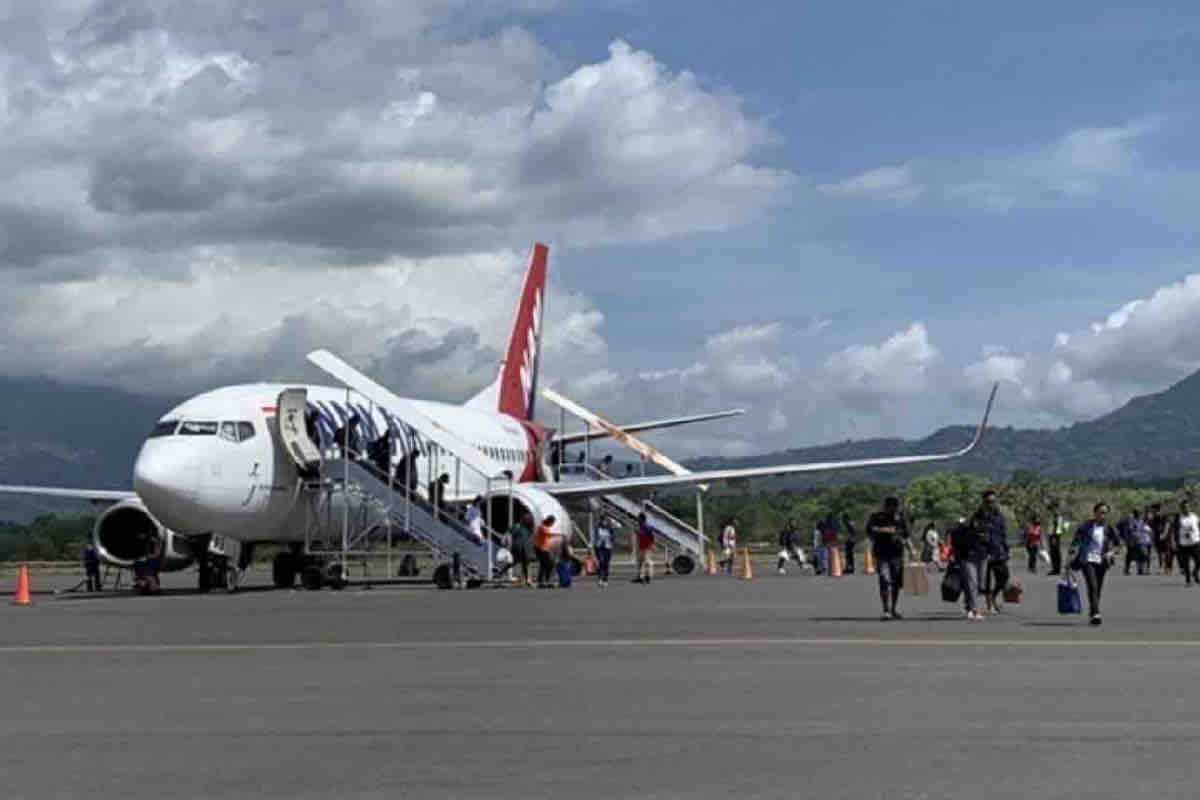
[179,421,218,436]
[219,422,239,442]
[237,422,256,441]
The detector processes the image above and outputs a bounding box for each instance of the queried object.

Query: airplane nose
[133,442,200,523]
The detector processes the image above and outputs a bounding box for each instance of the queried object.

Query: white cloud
[819,164,922,203]
[0,4,792,410]
[958,273,1200,422]
[824,323,939,411]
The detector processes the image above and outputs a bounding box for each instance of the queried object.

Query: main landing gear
[272,547,347,591]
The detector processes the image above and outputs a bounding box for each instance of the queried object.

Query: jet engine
[93,499,195,572]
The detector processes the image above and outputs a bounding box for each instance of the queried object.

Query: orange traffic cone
[740,547,754,580]
[12,563,32,606]
[584,555,597,576]
[705,549,718,576]
[830,547,844,577]
[865,550,876,575]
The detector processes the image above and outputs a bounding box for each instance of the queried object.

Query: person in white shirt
[720,519,738,575]
[592,516,616,586]
[1174,501,1200,585]
[465,496,485,543]
[1069,502,1120,625]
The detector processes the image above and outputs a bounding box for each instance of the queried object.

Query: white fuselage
[132,383,538,544]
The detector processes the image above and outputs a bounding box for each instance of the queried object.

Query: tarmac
[3,563,1200,799]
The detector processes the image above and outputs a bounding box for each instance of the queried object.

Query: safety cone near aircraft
[705,549,718,576]
[865,550,876,575]
[740,547,754,580]
[831,548,844,577]
[12,564,32,606]
[584,554,597,576]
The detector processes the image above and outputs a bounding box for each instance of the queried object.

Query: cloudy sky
[3,1,1200,457]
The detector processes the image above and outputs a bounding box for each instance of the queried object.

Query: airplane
[0,242,997,592]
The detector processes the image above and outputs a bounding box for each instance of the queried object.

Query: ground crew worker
[867,497,909,620]
[82,542,102,592]
[534,515,557,588]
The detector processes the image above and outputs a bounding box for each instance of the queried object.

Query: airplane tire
[671,554,696,576]
[272,554,297,589]
[326,563,347,591]
[300,565,325,591]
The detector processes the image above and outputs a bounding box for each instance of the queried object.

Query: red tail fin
[497,243,548,421]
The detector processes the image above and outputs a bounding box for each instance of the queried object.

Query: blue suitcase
[1057,574,1082,614]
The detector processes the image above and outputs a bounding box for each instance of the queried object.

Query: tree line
[659,470,1196,545]
[0,515,95,562]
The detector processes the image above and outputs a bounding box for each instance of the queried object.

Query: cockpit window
[148,420,179,438]
[219,421,257,442]
[178,421,219,436]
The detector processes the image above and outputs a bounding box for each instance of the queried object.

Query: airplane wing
[553,408,744,446]
[536,384,998,500]
[0,484,136,504]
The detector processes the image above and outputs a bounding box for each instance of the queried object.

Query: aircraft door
[278,388,321,471]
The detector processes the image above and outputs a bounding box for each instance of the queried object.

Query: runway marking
[4,636,1200,654]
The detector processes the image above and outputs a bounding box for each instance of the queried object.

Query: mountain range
[4,370,1200,521]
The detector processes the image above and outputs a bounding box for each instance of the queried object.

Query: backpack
[637,525,656,551]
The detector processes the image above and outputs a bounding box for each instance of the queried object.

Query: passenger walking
[1024,516,1043,574]
[593,515,615,586]
[960,490,1004,620]
[819,515,840,576]
[332,414,362,460]
[1118,508,1144,575]
[1131,514,1153,575]
[633,513,657,584]
[82,542,102,592]
[1174,501,1200,585]
[427,473,450,519]
[842,515,857,574]
[465,496,485,543]
[777,518,803,574]
[866,497,910,621]
[508,513,534,587]
[720,519,738,575]
[1069,503,1120,625]
[920,523,939,565]
[985,511,1011,614]
[1156,505,1176,575]
[534,515,558,588]
[1147,504,1167,575]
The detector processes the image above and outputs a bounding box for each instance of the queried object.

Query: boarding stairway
[321,458,506,582]
[559,463,705,560]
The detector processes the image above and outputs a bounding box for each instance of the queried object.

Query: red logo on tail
[498,243,548,421]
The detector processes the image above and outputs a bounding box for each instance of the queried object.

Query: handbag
[1002,580,1024,604]
[905,562,930,596]
[940,564,963,603]
[1057,572,1082,614]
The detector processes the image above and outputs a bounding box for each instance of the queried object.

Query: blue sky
[3,1,1200,455]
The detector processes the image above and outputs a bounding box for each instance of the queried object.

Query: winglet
[959,382,998,456]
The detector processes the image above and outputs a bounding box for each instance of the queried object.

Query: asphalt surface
[3,564,1200,799]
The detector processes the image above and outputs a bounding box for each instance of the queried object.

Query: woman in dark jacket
[1069,502,1122,625]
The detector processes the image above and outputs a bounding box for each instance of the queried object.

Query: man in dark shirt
[867,497,910,620]
[777,518,802,574]
[963,489,1005,619]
